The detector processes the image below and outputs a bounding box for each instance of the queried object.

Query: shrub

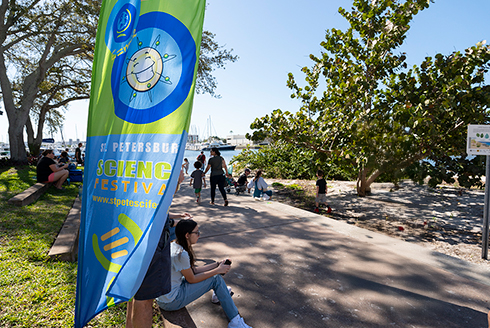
[231,142,357,180]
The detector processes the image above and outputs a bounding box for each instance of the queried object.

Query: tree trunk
[0,48,29,163]
[357,167,369,197]
[356,167,383,197]
[8,119,28,164]
[26,117,44,157]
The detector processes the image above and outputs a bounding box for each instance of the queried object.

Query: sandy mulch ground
[267,178,490,268]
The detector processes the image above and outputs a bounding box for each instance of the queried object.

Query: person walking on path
[314,169,331,213]
[204,148,229,206]
[190,161,206,203]
[156,219,252,328]
[197,151,206,169]
[36,149,69,190]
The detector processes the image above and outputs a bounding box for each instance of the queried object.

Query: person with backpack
[197,151,206,169]
[247,170,272,200]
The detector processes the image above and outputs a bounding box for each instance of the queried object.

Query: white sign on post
[467,125,490,260]
[467,125,490,155]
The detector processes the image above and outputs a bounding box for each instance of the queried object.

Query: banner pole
[482,155,490,259]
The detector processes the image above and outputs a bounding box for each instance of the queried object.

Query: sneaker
[228,315,252,328]
[327,206,332,214]
[313,207,319,213]
[211,286,232,304]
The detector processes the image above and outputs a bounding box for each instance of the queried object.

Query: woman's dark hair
[42,149,53,156]
[175,219,198,267]
[253,169,263,181]
[194,161,202,169]
[211,147,221,156]
[61,151,68,158]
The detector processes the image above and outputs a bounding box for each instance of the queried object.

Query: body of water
[183,149,244,170]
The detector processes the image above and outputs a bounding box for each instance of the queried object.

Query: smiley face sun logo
[122,35,176,103]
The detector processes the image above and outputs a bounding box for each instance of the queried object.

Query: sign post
[467,124,490,259]
[483,157,490,260]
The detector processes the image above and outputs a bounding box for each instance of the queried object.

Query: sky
[0,0,489,143]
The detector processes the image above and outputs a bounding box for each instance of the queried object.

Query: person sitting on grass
[156,219,252,328]
[59,151,69,164]
[36,149,69,190]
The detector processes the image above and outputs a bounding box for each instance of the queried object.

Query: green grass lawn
[0,166,126,327]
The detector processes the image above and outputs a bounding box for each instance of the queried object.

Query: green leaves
[249,0,490,194]
[196,30,238,97]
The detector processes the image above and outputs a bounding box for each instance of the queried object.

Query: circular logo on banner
[110,12,197,124]
[105,0,140,54]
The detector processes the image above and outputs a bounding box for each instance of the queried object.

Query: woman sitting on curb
[156,219,252,328]
[247,170,272,200]
[36,149,69,190]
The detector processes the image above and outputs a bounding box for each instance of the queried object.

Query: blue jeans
[169,226,176,241]
[253,188,272,198]
[156,275,238,321]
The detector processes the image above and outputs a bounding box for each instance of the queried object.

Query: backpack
[253,180,263,198]
[69,170,83,182]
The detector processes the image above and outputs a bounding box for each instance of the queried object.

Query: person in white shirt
[156,219,252,328]
[247,170,272,200]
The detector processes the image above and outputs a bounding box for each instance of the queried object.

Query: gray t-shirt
[191,169,203,189]
[208,156,225,176]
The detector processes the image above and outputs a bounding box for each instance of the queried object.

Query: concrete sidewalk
[165,182,490,328]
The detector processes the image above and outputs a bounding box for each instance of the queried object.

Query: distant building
[187,134,199,143]
[226,134,253,146]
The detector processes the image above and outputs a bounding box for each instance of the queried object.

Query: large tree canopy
[0,0,97,162]
[1,0,238,161]
[248,0,490,196]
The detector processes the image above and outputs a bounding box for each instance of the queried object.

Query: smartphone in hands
[221,259,232,275]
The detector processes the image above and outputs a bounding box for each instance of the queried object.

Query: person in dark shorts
[314,169,331,213]
[126,170,186,328]
[190,161,206,203]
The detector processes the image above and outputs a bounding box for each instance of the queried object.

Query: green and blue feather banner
[75,0,205,326]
